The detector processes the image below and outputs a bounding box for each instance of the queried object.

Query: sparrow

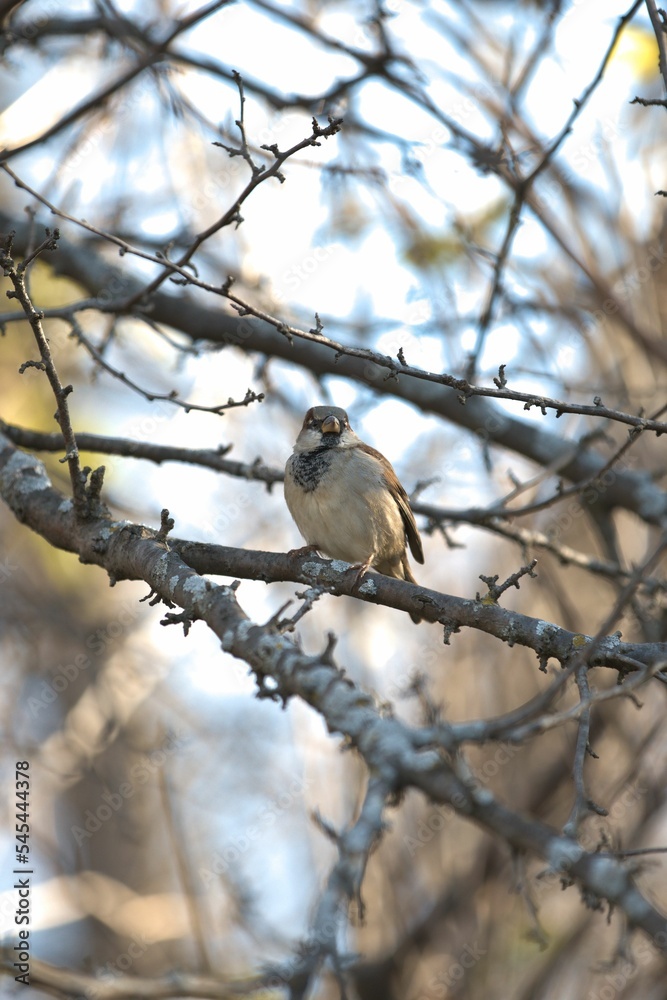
[284,406,425,622]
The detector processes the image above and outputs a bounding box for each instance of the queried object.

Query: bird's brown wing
[359,443,424,564]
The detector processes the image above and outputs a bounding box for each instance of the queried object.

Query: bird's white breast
[285,446,404,565]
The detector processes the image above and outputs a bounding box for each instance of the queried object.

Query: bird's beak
[321,415,341,435]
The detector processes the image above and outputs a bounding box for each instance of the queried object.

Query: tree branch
[1,432,666,962]
[1,217,665,530]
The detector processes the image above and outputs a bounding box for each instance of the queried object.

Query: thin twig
[68,316,264,415]
[120,110,344,310]
[0,231,88,516]
[563,665,604,837]
[4,165,667,436]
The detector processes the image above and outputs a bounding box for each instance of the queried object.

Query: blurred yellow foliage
[612,26,659,83]
[402,197,509,271]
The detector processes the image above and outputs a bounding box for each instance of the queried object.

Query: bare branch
[0,231,89,517]
[0,1,233,162]
[1,433,666,955]
[645,0,667,94]
[2,217,666,531]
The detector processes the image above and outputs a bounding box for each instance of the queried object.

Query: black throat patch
[290,447,336,492]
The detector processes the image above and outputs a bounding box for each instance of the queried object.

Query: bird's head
[293,406,358,452]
